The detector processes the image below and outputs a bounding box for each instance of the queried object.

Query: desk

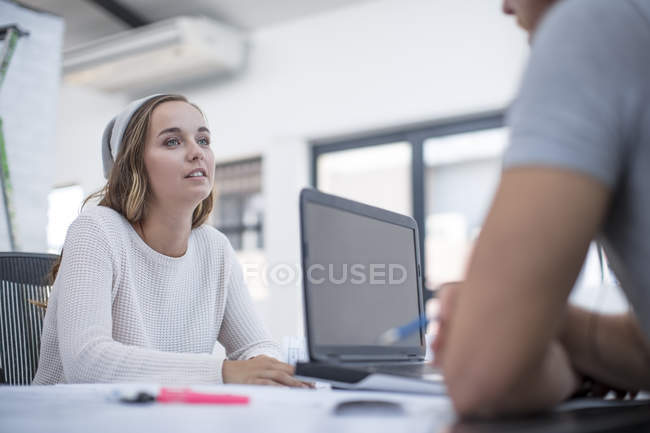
[0,384,452,433]
[1,384,649,433]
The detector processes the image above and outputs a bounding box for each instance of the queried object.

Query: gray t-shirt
[503,0,650,339]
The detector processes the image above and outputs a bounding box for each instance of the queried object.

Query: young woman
[34,94,307,387]
[433,0,650,417]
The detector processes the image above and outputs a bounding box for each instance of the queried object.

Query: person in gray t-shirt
[433,0,650,418]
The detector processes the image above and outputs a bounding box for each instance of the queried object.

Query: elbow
[446,376,482,418]
[444,358,516,419]
[61,339,112,383]
[446,372,501,419]
[61,353,96,383]
[448,386,508,419]
[62,363,90,384]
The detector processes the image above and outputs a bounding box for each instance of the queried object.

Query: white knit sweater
[33,205,279,385]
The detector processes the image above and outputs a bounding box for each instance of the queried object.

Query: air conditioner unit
[63,16,245,91]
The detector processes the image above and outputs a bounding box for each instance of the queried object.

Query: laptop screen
[302,199,423,351]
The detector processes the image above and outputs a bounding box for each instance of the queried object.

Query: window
[311,111,628,315]
[212,157,263,251]
[312,111,505,304]
[423,127,507,288]
[47,184,83,253]
[317,142,411,215]
[212,157,267,301]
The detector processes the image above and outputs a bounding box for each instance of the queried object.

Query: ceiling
[17,0,375,49]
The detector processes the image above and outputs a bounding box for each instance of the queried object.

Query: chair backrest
[0,252,58,385]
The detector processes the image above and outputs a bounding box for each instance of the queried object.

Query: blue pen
[378,315,430,345]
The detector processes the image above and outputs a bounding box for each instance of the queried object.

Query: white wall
[53,0,529,341]
[53,87,127,193]
[182,0,526,158]
[0,3,64,251]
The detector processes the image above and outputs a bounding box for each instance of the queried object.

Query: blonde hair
[47,94,215,284]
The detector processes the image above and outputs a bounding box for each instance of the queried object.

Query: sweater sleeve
[56,214,223,384]
[218,242,281,361]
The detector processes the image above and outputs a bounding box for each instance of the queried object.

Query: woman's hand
[222,355,313,388]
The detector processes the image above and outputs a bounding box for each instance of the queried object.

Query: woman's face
[143,101,215,212]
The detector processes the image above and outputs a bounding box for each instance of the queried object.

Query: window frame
[212,156,264,251]
[310,110,506,301]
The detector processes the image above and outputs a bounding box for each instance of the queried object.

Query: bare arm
[442,167,610,417]
[559,307,650,391]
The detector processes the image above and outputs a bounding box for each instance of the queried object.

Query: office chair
[0,252,58,385]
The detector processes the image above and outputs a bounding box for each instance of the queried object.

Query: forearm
[227,340,281,361]
[60,337,223,384]
[559,306,650,391]
[448,340,579,418]
[500,341,580,413]
[442,169,612,418]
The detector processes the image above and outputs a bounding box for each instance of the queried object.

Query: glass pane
[212,158,263,251]
[423,127,627,315]
[424,128,508,289]
[47,185,84,253]
[211,158,267,300]
[317,142,412,216]
[241,192,264,250]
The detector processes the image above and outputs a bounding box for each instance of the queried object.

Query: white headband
[101,94,162,179]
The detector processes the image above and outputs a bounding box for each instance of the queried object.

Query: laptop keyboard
[360,363,441,379]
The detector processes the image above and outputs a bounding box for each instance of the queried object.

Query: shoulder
[59,206,127,275]
[190,225,240,280]
[514,0,650,115]
[66,205,130,246]
[193,224,230,246]
[535,0,650,54]
[79,204,125,222]
[191,225,236,258]
[541,0,645,26]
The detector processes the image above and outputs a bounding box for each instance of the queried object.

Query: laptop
[294,188,445,394]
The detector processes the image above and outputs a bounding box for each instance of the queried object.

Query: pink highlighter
[157,388,250,405]
[119,388,250,405]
